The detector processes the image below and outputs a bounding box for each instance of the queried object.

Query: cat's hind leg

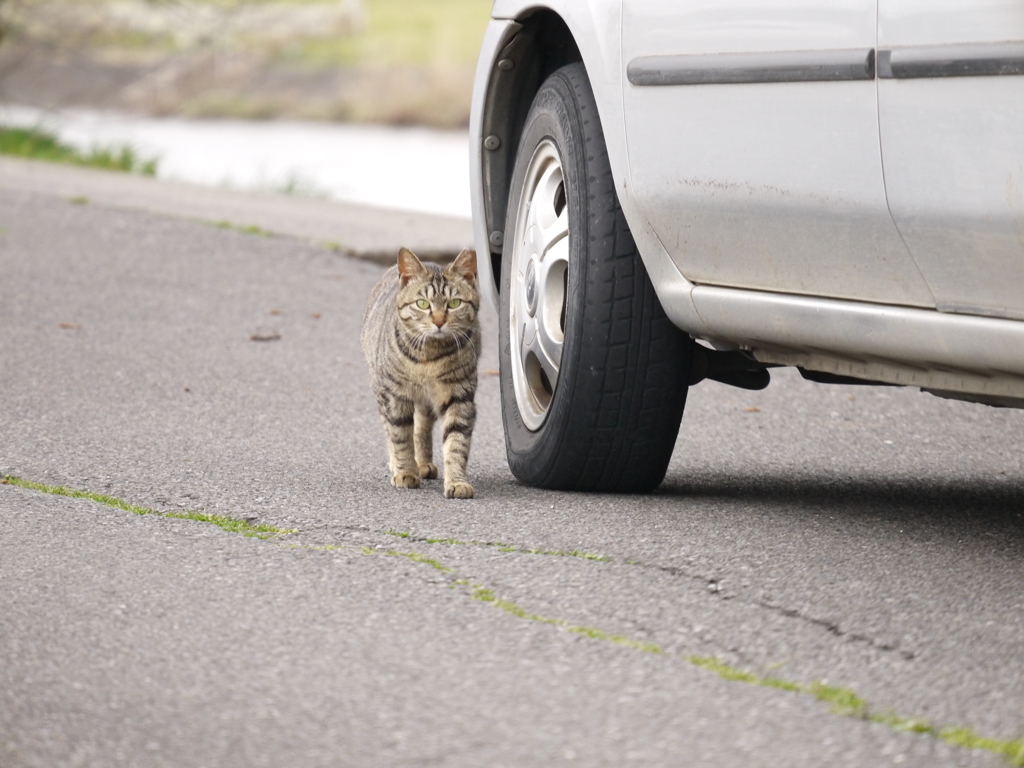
[377,393,420,489]
[414,403,438,479]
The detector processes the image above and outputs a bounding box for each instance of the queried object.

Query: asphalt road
[2,186,1023,768]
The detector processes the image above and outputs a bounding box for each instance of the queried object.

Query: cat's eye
[447,299,462,309]
[415,299,430,310]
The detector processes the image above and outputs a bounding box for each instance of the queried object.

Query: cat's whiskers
[402,328,434,359]
[413,329,431,352]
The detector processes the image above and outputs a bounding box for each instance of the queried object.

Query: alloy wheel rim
[508,140,569,431]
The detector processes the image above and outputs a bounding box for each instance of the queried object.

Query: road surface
[1,181,1022,767]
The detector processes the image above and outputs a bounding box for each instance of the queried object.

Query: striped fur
[361,247,481,499]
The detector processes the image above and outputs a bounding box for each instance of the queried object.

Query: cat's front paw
[418,462,438,480]
[391,472,422,489]
[444,481,474,499]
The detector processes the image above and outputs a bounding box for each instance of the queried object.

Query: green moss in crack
[391,551,452,572]
[164,509,290,538]
[383,529,607,561]
[2,476,294,539]
[4,476,156,516]
[471,586,558,625]
[470,584,661,654]
[567,625,662,654]
[809,680,870,718]
[938,727,1024,765]
[526,547,609,562]
[361,546,451,573]
[384,529,471,546]
[688,655,1024,766]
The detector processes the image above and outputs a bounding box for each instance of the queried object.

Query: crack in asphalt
[386,529,920,661]
[754,599,916,660]
[4,475,1023,766]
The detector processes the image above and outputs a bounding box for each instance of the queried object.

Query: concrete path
[1,174,1023,768]
[0,156,473,263]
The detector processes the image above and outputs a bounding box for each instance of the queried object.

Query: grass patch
[212,221,275,237]
[2,475,292,539]
[9,0,487,69]
[0,126,158,175]
[277,0,490,68]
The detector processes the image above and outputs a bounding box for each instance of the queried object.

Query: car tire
[498,62,694,493]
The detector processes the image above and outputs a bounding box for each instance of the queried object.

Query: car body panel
[877,0,1024,320]
[878,0,1024,47]
[620,0,936,307]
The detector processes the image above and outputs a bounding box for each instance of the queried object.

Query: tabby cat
[361,247,481,499]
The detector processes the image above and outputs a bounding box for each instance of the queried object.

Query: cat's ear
[397,247,428,285]
[446,248,477,285]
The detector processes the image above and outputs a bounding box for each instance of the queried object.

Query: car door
[877,0,1024,320]
[620,0,935,308]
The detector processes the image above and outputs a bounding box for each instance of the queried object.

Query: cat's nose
[431,312,446,328]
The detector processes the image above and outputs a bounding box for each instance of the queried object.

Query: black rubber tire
[498,62,694,493]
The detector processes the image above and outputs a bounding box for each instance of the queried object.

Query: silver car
[469,0,1024,492]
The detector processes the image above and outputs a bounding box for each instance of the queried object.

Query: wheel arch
[472,9,583,310]
[471,3,708,338]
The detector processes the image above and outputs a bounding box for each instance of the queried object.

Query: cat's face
[396,248,479,343]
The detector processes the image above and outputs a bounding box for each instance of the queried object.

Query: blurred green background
[0,0,492,127]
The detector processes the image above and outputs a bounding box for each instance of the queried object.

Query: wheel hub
[524,258,538,316]
[507,140,569,431]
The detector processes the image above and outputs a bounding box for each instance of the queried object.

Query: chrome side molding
[628,42,1024,85]
[878,41,1024,79]
[626,49,875,86]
